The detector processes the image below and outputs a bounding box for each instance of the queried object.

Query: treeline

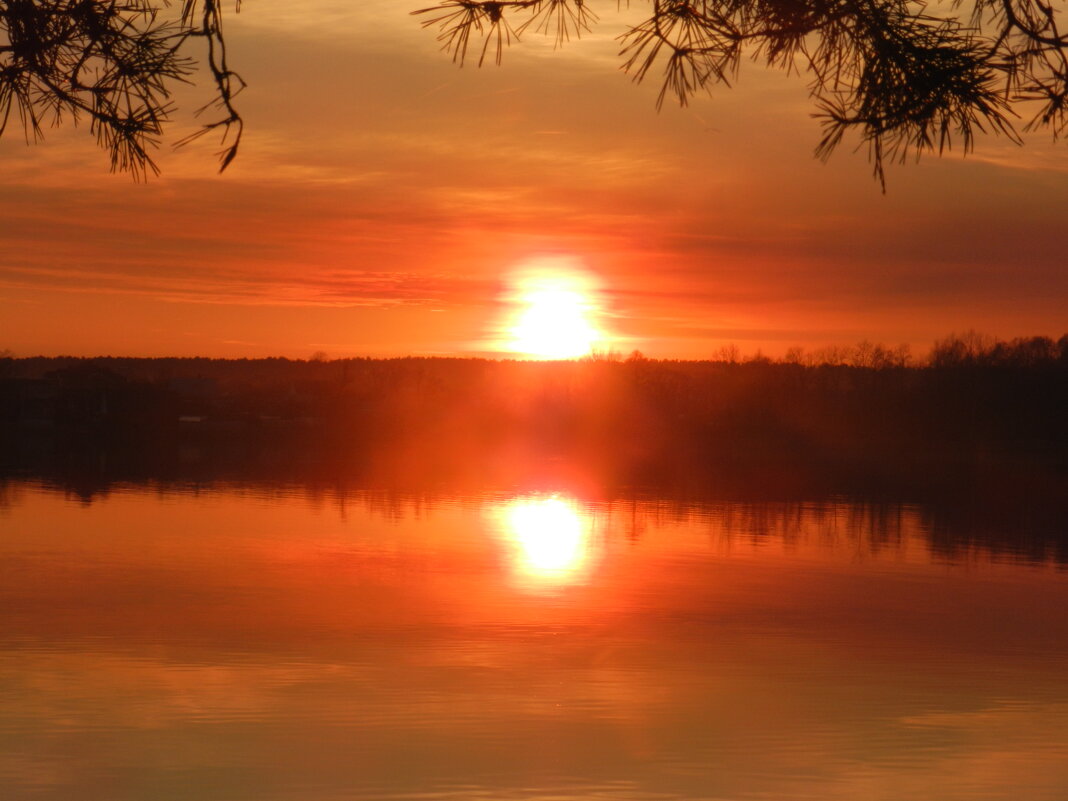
[1,332,1066,477]
[3,331,1067,378]
[661,331,1068,369]
[929,332,1068,369]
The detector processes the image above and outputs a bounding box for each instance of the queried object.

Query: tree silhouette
[0,0,241,178]
[414,0,1068,185]
[3,1,1068,183]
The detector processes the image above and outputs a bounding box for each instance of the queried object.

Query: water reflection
[1,482,1067,801]
[494,494,597,589]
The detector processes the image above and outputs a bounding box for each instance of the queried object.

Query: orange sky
[1,1,1066,359]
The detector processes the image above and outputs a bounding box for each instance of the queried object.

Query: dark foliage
[3,333,1066,472]
[4,2,1068,181]
[0,0,242,177]
[414,0,1068,186]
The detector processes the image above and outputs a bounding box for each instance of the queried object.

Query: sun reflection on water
[495,495,596,590]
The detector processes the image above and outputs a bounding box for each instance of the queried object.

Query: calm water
[2,481,1067,801]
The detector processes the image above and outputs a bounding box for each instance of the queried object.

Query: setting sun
[500,258,609,359]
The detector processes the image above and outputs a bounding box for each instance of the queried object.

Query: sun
[501,258,608,359]
[511,284,598,359]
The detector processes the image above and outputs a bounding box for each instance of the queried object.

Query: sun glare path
[496,495,594,589]
[501,259,609,359]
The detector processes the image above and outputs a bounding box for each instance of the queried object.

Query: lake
[1,480,1067,801]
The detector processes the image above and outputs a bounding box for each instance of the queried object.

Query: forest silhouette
[2,333,1065,524]
[3,333,1066,456]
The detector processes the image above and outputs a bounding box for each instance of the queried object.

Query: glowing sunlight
[495,495,595,589]
[499,258,609,358]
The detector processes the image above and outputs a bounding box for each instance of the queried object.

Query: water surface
[1,482,1066,800]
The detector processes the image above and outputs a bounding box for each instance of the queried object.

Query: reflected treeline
[2,473,1064,567]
